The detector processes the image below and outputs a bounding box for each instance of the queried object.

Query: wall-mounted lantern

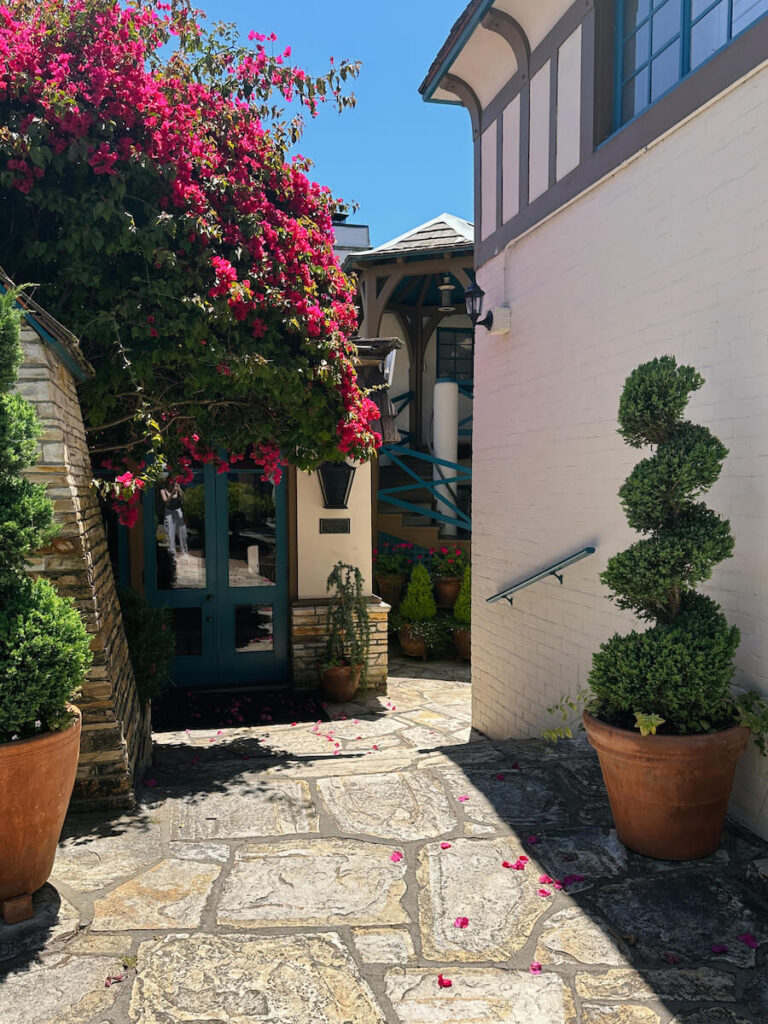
[317,461,356,509]
[465,282,513,334]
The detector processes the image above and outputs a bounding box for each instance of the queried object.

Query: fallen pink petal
[440,842,452,849]
[437,974,452,989]
[711,944,729,954]
[453,916,469,929]
[664,952,680,964]
[538,888,552,897]
[538,874,553,884]
[390,851,403,863]
[563,874,585,886]
[529,961,542,975]
[737,933,759,949]
[496,773,505,781]
[457,795,470,802]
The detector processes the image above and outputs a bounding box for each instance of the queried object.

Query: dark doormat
[151,686,327,732]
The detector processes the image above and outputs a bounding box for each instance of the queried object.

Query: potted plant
[0,291,93,923]
[373,541,413,609]
[452,566,471,661]
[430,544,469,607]
[578,356,768,860]
[320,561,371,702]
[393,564,445,659]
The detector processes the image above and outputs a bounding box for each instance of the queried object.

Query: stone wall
[470,61,768,839]
[291,598,390,692]
[17,325,151,808]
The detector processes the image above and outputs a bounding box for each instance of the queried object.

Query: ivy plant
[323,562,370,689]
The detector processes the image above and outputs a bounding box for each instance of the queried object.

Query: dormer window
[617,0,768,126]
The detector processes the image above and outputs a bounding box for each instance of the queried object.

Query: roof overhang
[0,270,94,381]
[419,0,493,104]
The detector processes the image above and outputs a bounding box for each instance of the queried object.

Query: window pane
[652,0,682,50]
[437,330,474,382]
[651,39,681,99]
[622,66,650,120]
[235,605,274,653]
[624,0,651,31]
[173,608,202,656]
[732,0,768,34]
[226,474,277,588]
[624,23,651,73]
[691,1,729,68]
[156,473,206,590]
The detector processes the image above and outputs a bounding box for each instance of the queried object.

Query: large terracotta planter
[583,711,749,860]
[397,625,427,660]
[321,664,362,703]
[375,573,407,610]
[0,707,81,922]
[434,577,462,608]
[453,626,471,662]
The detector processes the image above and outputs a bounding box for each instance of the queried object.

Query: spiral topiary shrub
[0,290,92,743]
[589,356,742,736]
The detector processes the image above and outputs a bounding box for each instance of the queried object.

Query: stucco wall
[296,461,373,599]
[471,61,768,838]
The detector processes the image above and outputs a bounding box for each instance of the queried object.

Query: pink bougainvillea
[0,0,381,524]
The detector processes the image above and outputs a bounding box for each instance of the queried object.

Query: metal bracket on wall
[488,547,596,607]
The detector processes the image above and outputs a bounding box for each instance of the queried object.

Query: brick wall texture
[472,63,768,838]
[17,327,151,808]
[291,598,390,692]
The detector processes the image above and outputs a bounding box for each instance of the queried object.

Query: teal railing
[487,547,596,606]
[379,444,471,532]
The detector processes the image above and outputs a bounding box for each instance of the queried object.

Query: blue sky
[205,0,473,247]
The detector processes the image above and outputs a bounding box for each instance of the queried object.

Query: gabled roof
[0,269,93,380]
[419,0,488,102]
[347,213,474,267]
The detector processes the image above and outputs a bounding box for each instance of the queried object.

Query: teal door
[143,463,288,688]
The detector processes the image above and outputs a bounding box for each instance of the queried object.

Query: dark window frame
[436,327,475,382]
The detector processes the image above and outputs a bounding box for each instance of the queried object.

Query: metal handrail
[487,547,596,605]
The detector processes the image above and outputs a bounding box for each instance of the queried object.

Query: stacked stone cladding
[16,325,150,808]
[291,598,390,691]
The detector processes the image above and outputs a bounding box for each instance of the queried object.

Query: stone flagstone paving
[1,652,768,1023]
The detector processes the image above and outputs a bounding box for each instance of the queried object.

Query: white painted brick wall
[472,62,768,839]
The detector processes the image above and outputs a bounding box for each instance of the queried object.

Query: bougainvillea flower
[552,880,565,890]
[711,944,729,954]
[390,851,403,863]
[453,917,469,929]
[440,842,452,849]
[457,795,470,802]
[527,835,540,844]
[563,874,584,886]
[496,773,506,781]
[736,933,759,949]
[537,888,552,897]
[518,855,529,863]
[512,761,520,770]
[529,962,542,975]
[538,874,553,884]
[437,974,452,988]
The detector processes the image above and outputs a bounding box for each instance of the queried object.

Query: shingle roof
[349,213,474,264]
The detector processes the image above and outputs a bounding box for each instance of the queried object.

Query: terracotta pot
[397,626,427,661]
[453,626,471,662]
[321,664,362,703]
[0,707,81,922]
[434,577,462,608]
[375,573,407,610]
[583,711,749,860]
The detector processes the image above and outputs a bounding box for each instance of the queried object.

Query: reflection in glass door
[143,465,288,688]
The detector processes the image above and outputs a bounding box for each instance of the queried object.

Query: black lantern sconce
[317,461,356,509]
[464,281,494,331]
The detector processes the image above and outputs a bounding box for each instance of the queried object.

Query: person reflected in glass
[160,479,188,558]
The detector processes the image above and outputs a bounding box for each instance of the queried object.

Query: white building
[422,0,768,838]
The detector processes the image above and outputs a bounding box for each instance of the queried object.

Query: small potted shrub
[452,566,471,661]
[430,544,469,607]
[373,541,413,609]
[580,356,768,860]
[394,564,445,659]
[0,291,93,923]
[320,561,370,702]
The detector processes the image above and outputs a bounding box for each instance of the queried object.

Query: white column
[433,380,459,537]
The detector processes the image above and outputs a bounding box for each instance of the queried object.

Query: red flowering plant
[0,0,381,524]
[429,544,469,580]
[373,541,413,577]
